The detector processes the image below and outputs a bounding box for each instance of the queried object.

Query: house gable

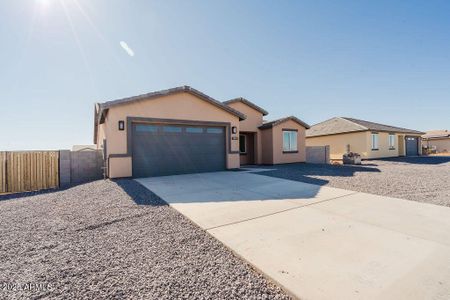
[94,86,246,143]
[104,91,242,156]
[259,116,310,130]
[225,100,265,132]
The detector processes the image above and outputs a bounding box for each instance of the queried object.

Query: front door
[239,132,255,165]
[405,137,419,156]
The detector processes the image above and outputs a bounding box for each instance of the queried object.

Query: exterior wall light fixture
[118,120,125,131]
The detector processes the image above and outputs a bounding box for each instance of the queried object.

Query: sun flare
[36,0,50,7]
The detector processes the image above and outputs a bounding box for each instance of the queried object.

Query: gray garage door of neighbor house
[132,123,226,177]
[406,137,419,156]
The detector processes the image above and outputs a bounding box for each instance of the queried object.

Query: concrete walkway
[136,171,450,300]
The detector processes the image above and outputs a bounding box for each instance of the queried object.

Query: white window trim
[389,134,395,149]
[371,133,379,150]
[283,130,298,152]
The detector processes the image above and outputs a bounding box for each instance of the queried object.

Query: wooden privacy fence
[0,151,59,194]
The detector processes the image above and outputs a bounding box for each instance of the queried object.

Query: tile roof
[259,116,310,130]
[307,117,424,137]
[422,130,450,139]
[94,86,247,143]
[223,98,269,116]
[98,86,246,121]
[342,117,425,135]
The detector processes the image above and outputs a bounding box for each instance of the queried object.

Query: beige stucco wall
[423,138,450,153]
[109,156,132,178]
[398,135,405,156]
[226,102,263,132]
[307,131,423,159]
[96,123,106,148]
[372,133,422,157]
[260,119,307,164]
[103,92,240,178]
[260,128,273,164]
[306,131,369,160]
[226,101,264,164]
[364,132,399,159]
[272,119,306,164]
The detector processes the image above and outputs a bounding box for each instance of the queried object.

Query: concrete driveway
[136,171,450,300]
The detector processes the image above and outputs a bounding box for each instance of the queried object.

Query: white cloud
[120,41,134,57]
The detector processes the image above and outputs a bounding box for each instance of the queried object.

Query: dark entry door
[405,137,418,156]
[239,133,255,165]
[132,124,226,177]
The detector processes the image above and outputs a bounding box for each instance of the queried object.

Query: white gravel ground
[255,156,450,207]
[0,180,289,300]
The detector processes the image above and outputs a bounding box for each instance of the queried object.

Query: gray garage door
[406,137,418,156]
[132,124,226,177]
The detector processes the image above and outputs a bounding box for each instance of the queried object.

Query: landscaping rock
[0,180,289,299]
[256,156,450,207]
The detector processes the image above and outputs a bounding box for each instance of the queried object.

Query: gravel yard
[256,156,450,207]
[0,180,289,300]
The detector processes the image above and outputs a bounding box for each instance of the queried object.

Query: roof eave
[259,116,310,130]
[223,98,269,116]
[342,117,424,136]
[99,86,246,121]
[306,129,425,138]
[423,135,450,139]
[306,129,369,138]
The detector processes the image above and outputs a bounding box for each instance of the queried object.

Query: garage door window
[163,126,182,133]
[135,124,158,132]
[283,130,297,152]
[207,128,223,134]
[186,127,203,133]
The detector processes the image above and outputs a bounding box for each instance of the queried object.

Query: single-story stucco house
[306,117,424,160]
[422,130,450,153]
[94,86,310,178]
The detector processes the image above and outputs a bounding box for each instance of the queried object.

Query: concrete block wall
[71,150,104,184]
[59,150,72,188]
[59,150,104,187]
[306,146,330,164]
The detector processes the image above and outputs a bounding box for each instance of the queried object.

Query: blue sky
[1,0,449,150]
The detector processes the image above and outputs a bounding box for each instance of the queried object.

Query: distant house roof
[307,117,424,137]
[72,145,97,152]
[259,116,311,130]
[422,130,450,139]
[223,97,269,116]
[94,86,247,143]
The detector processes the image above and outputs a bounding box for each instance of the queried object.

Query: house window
[389,134,395,149]
[283,130,298,152]
[371,133,379,150]
[239,135,246,154]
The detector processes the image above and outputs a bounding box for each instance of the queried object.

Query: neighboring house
[306,117,424,160]
[72,145,97,152]
[94,86,310,178]
[422,130,450,153]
